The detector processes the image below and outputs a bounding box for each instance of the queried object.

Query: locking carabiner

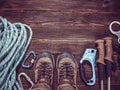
[22,51,37,69]
[80,48,97,86]
[109,21,120,44]
[18,72,34,90]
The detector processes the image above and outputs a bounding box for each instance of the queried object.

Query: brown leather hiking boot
[34,51,54,88]
[56,52,78,90]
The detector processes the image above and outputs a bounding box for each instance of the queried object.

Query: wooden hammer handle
[95,40,105,64]
[104,37,113,62]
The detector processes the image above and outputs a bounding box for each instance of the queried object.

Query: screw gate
[22,51,37,69]
[80,48,97,86]
[109,21,120,44]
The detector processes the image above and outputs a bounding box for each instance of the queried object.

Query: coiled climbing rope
[0,16,33,90]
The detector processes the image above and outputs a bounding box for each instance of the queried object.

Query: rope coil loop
[0,16,33,90]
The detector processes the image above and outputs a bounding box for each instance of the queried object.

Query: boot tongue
[63,79,69,81]
[62,79,70,84]
[39,78,47,83]
[59,83,72,89]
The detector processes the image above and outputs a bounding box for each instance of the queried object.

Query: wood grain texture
[0,0,120,90]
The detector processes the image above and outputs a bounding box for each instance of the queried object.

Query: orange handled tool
[95,39,105,90]
[96,40,105,65]
[104,37,113,62]
[104,37,113,90]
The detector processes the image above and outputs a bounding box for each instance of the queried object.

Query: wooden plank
[0,0,120,90]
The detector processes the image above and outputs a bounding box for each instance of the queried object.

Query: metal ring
[118,38,120,44]
[109,21,120,35]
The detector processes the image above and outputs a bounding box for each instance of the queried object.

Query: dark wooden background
[0,0,120,90]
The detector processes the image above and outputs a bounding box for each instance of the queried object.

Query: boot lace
[59,62,74,84]
[38,62,52,84]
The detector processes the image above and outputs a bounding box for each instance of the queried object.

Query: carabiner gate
[22,51,37,69]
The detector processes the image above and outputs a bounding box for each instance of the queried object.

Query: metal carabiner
[109,21,120,44]
[22,51,37,69]
[80,48,97,86]
[18,72,34,90]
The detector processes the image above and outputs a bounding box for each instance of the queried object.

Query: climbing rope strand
[0,23,19,84]
[0,22,20,80]
[0,19,21,89]
[0,19,17,58]
[0,16,33,90]
[5,23,28,90]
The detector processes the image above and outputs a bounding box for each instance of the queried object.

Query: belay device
[80,48,97,86]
